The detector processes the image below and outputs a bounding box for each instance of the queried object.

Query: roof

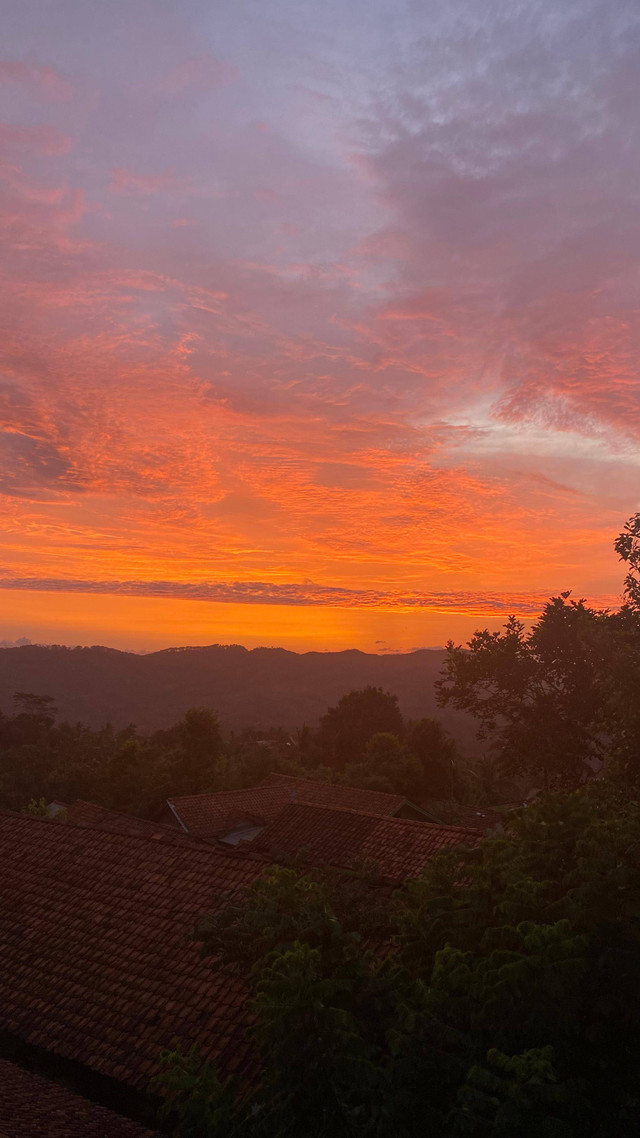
[167,775,422,840]
[252,800,483,881]
[259,773,410,815]
[66,799,202,844]
[167,784,293,837]
[0,812,267,1091]
[0,1059,156,1137]
[431,804,507,832]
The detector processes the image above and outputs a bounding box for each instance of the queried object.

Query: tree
[165,708,226,795]
[23,797,51,817]
[344,732,424,798]
[13,692,57,723]
[107,737,161,814]
[161,780,640,1137]
[615,511,640,610]
[435,595,609,789]
[406,718,462,800]
[153,1046,239,1138]
[318,688,404,770]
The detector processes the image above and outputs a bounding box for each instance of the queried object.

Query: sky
[1,0,639,653]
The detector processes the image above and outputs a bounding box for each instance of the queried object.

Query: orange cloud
[1,1,638,652]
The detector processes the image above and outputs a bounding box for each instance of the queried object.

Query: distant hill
[0,643,479,752]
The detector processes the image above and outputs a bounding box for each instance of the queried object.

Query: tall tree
[435,595,609,788]
[344,732,423,798]
[318,687,404,770]
[615,511,640,609]
[406,718,462,800]
[166,707,226,795]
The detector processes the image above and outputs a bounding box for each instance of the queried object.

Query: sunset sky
[1,0,639,652]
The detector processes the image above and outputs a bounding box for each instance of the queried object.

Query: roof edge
[165,799,189,831]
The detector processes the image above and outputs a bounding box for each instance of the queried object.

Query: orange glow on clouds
[1,1,639,651]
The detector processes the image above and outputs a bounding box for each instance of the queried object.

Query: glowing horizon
[1,1,639,652]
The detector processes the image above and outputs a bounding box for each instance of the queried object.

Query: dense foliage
[0,687,466,817]
[435,595,611,788]
[0,696,229,816]
[436,593,640,791]
[157,781,640,1137]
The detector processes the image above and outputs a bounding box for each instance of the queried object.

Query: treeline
[0,687,471,818]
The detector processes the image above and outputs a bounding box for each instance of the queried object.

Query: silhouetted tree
[615,511,640,609]
[406,718,462,800]
[13,692,57,722]
[318,687,404,769]
[344,732,423,798]
[166,707,226,795]
[435,595,609,788]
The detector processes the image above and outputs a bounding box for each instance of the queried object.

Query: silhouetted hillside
[0,643,478,750]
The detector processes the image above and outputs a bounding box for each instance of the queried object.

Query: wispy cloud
[0,576,620,615]
[0,0,638,648]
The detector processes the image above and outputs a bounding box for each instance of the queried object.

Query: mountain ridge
[0,642,477,750]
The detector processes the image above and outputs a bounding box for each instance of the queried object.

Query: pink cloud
[161,55,239,95]
[0,123,72,156]
[0,59,72,100]
[108,167,185,195]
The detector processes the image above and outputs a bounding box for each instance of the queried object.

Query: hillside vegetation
[0,643,476,745]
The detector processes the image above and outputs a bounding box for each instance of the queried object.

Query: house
[65,798,203,844]
[252,800,483,882]
[46,800,69,818]
[0,790,485,1130]
[166,783,294,840]
[259,773,432,820]
[167,772,433,844]
[0,810,266,1120]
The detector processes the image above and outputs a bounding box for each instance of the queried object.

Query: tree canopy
[318,686,404,769]
[157,780,640,1137]
[435,595,611,788]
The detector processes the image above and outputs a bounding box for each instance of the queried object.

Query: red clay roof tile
[0,1059,156,1137]
[168,775,414,839]
[0,812,266,1091]
[259,773,409,815]
[167,784,293,836]
[252,800,482,881]
[66,800,202,844]
[431,804,507,832]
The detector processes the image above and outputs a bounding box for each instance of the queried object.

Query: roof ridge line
[275,799,483,833]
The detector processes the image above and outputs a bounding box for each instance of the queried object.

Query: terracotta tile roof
[167,775,422,840]
[0,1059,156,1137]
[259,773,409,816]
[430,804,507,832]
[66,799,201,844]
[0,812,267,1091]
[252,800,482,881]
[167,784,293,837]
